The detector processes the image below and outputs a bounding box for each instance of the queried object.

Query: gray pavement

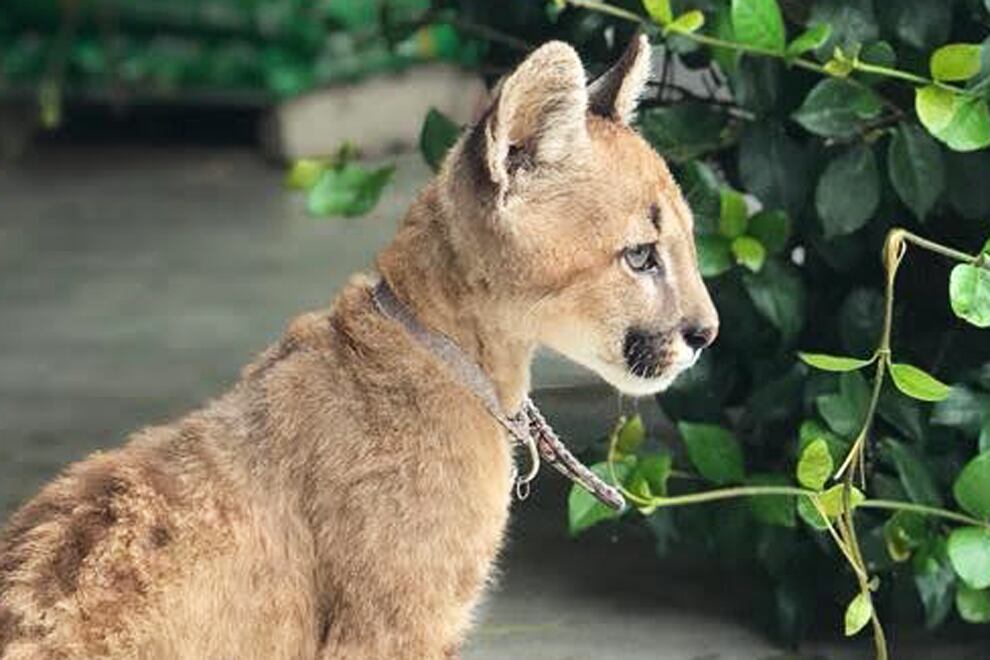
[0,147,978,659]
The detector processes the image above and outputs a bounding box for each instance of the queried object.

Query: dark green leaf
[932,387,990,436]
[306,163,395,217]
[931,44,984,82]
[807,0,877,55]
[887,123,945,221]
[914,543,957,629]
[792,79,883,138]
[950,264,990,328]
[679,422,745,485]
[696,235,734,277]
[817,372,870,437]
[742,260,806,342]
[886,438,944,507]
[954,452,990,520]
[884,511,928,562]
[948,526,990,589]
[419,108,460,172]
[889,363,952,402]
[738,123,809,217]
[799,352,873,372]
[947,151,990,219]
[568,461,629,535]
[796,438,833,490]
[957,585,990,623]
[731,0,786,51]
[880,0,951,50]
[731,236,766,272]
[639,104,729,164]
[878,389,926,442]
[815,145,880,239]
[747,472,796,527]
[746,210,790,255]
[678,161,722,233]
[839,288,884,357]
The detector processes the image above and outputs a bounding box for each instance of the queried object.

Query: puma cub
[0,36,717,659]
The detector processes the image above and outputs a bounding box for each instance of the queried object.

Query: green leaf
[947,152,990,220]
[616,414,647,454]
[746,472,796,528]
[642,0,672,25]
[799,419,849,465]
[678,161,721,233]
[886,438,943,507]
[798,484,865,529]
[933,386,990,436]
[746,210,790,255]
[799,352,873,372]
[916,85,957,135]
[935,98,990,153]
[742,260,805,342]
[419,108,460,173]
[887,123,945,221]
[816,372,870,437]
[731,236,766,272]
[884,511,927,562]
[889,363,951,402]
[738,123,809,217]
[679,422,745,485]
[815,145,880,239]
[931,44,984,82]
[884,0,951,51]
[950,264,990,328]
[285,158,328,190]
[667,10,705,34]
[306,163,395,217]
[634,452,673,497]
[731,0,785,51]
[792,79,883,139]
[797,438,833,490]
[914,543,957,629]
[954,452,990,520]
[786,24,831,58]
[696,235,734,277]
[639,104,728,164]
[948,526,990,589]
[956,585,990,623]
[718,188,749,238]
[808,0,877,55]
[844,591,873,636]
[568,461,629,535]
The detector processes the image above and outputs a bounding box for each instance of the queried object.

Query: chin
[583,356,689,397]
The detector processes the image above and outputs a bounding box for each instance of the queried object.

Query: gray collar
[370,278,626,512]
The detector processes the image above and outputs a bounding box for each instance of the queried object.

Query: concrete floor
[0,147,980,659]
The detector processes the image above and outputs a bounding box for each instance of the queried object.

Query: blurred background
[2,1,990,658]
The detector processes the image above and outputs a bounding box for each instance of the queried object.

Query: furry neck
[375,186,533,413]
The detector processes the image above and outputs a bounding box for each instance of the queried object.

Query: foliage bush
[295,0,990,655]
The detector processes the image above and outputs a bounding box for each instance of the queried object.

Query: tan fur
[0,38,716,659]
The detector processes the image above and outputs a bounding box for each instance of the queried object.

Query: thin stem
[895,229,985,266]
[861,500,990,528]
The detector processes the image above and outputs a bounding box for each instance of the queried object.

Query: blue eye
[623,243,660,273]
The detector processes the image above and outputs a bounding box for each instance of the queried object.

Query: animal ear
[479,41,589,199]
[588,34,652,124]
